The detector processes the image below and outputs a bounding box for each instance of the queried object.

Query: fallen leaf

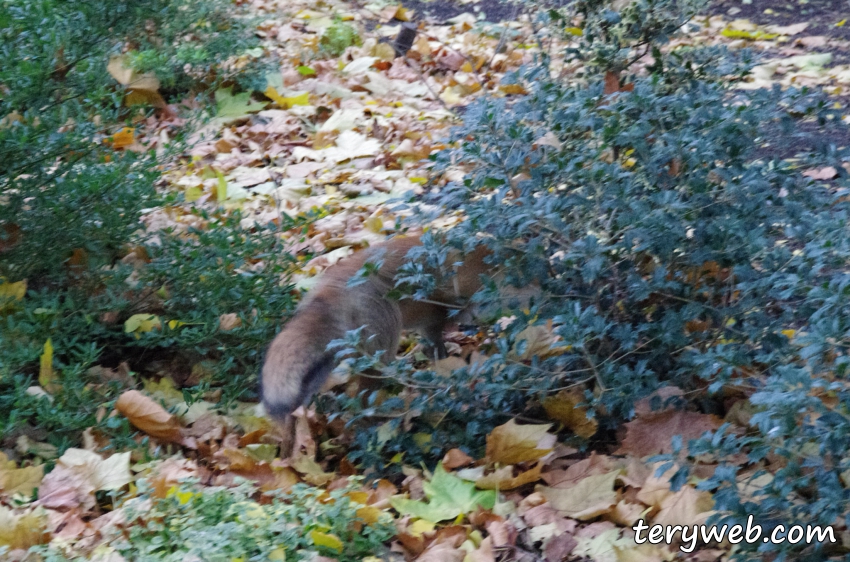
[391,464,496,521]
[543,389,598,438]
[486,419,555,465]
[0,506,48,550]
[538,470,619,520]
[652,485,714,527]
[124,314,162,334]
[38,338,55,391]
[219,313,242,331]
[116,390,183,443]
[803,166,838,180]
[615,409,722,457]
[442,448,474,469]
[0,453,43,497]
[215,87,267,121]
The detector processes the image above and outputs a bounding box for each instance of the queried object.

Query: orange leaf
[109,127,135,150]
[115,390,183,443]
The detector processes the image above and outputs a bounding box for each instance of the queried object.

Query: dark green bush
[0,0,290,452]
[325,1,850,559]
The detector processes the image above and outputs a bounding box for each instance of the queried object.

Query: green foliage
[324,2,850,559]
[320,20,361,57]
[0,0,292,452]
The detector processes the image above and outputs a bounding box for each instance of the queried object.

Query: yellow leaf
[0,279,26,304]
[176,490,194,505]
[486,419,555,465]
[837,19,847,27]
[781,329,796,339]
[214,168,227,204]
[0,453,44,497]
[265,87,310,109]
[38,338,54,390]
[268,548,286,561]
[565,27,583,36]
[356,505,382,524]
[168,319,187,330]
[409,519,436,536]
[310,530,343,552]
[124,314,162,334]
[185,186,203,202]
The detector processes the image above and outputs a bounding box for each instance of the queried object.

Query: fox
[260,232,492,455]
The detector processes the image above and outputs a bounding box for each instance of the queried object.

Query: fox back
[260,234,491,451]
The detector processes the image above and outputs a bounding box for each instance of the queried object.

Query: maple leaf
[538,470,619,520]
[215,87,267,120]
[391,464,496,522]
[615,409,722,457]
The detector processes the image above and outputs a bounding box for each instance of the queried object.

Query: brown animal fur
[260,233,491,455]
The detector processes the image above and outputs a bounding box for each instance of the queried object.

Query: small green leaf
[297,65,317,76]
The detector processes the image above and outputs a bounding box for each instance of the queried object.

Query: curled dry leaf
[116,390,183,443]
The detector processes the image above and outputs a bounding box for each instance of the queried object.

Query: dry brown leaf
[803,166,838,180]
[442,448,474,469]
[607,499,646,527]
[541,452,616,487]
[633,386,685,416]
[544,533,578,562]
[476,462,543,491]
[652,485,714,527]
[38,449,130,510]
[543,388,598,438]
[0,453,43,497]
[538,470,620,520]
[634,462,678,508]
[615,409,722,457]
[0,506,49,550]
[486,419,555,465]
[218,313,242,331]
[116,390,183,443]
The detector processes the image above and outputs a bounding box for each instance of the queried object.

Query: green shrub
[320,20,361,57]
[326,1,850,559]
[0,0,287,453]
